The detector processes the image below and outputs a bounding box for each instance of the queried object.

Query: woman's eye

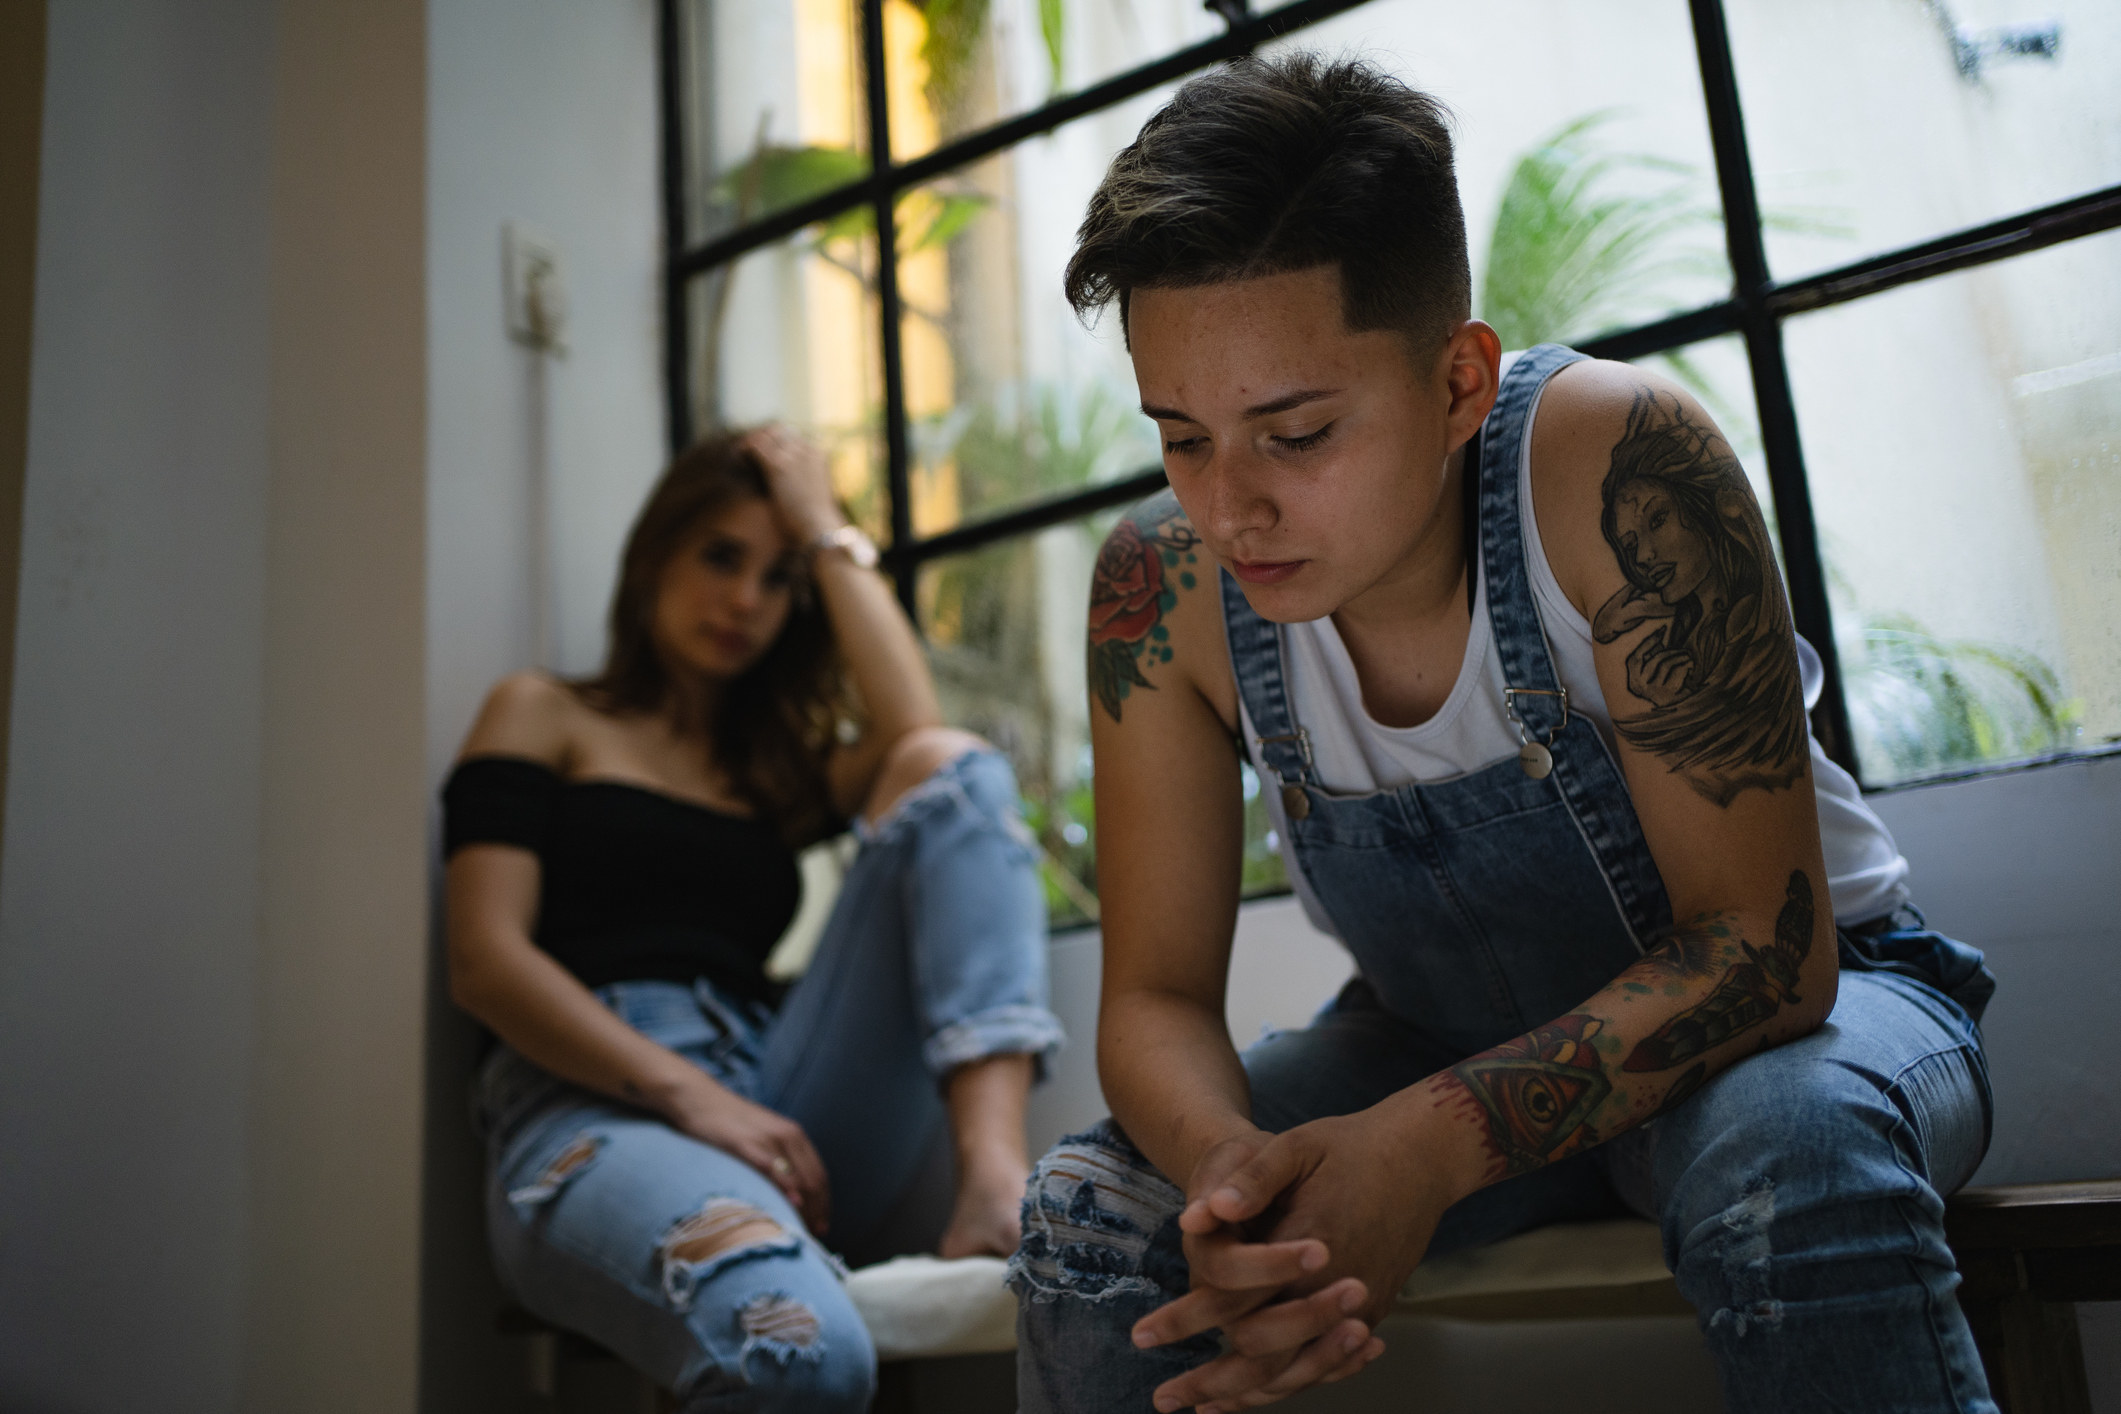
[1272,423,1335,452]
[1163,436,1204,456]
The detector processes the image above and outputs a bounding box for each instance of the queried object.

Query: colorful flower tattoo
[1088,493,1202,722]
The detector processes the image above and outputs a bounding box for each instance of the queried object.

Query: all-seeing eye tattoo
[1088,491,1201,722]
[1592,389,1807,806]
[1449,1013,1615,1172]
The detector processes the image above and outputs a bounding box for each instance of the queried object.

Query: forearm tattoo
[1088,491,1201,723]
[1443,870,1818,1179]
[1592,389,1807,806]
[1626,870,1815,1072]
[1446,1013,1614,1172]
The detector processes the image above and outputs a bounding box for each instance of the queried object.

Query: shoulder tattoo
[1088,490,1202,723]
[1591,388,1807,806]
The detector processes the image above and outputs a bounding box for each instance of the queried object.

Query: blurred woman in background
[443,425,1060,1411]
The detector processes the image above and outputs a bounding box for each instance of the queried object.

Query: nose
[1194,448,1278,548]
[727,571,767,616]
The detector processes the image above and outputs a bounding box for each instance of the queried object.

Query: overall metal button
[1518,741,1554,779]
[1281,783,1312,819]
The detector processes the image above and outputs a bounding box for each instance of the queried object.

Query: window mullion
[860,0,918,615]
[1687,0,1857,776]
[658,0,693,454]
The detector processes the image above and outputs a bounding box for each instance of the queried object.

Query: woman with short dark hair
[1015,53,1994,1414]
[445,425,1060,1411]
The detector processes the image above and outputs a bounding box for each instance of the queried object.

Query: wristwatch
[810,522,880,570]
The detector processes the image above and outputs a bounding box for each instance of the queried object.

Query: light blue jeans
[1014,954,1995,1414]
[478,749,1063,1412]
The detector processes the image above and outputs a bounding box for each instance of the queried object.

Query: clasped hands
[1130,1110,1460,1414]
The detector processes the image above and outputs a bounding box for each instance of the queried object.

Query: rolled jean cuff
[923,1005,1067,1078]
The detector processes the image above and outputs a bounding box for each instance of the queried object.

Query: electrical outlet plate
[503,222,566,351]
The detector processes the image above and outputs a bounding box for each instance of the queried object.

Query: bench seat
[846,1215,1682,1361]
[504,1180,2120,1412]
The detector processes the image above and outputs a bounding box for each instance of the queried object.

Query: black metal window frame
[659,0,2121,783]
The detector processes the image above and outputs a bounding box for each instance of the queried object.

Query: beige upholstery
[844,1218,1683,1361]
[1394,1217,1687,1321]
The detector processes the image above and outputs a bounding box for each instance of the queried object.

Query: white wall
[0,5,273,1407]
[420,3,666,1409]
[1,3,433,1412]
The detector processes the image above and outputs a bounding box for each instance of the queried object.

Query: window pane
[1785,229,2121,785]
[878,0,1225,162]
[893,99,1171,535]
[1729,0,2121,282]
[1263,0,1732,347]
[919,512,1286,931]
[688,231,889,545]
[684,0,870,245]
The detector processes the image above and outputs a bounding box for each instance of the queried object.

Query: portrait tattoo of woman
[1591,389,1807,806]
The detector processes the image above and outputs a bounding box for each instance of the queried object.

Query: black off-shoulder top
[442,755,802,1004]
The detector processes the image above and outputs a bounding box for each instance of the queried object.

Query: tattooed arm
[1084,491,1265,1189]
[1429,358,1835,1179]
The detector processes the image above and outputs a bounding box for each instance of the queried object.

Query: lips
[1229,558,1306,586]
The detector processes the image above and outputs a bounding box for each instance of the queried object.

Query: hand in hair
[742,424,844,544]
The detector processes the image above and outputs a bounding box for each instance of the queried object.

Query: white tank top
[1242,358,1911,930]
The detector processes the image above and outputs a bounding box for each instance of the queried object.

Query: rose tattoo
[1088,499,1201,722]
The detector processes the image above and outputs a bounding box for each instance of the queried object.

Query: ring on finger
[771,1156,793,1177]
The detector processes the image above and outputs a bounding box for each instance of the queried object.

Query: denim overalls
[1013,346,2000,1414]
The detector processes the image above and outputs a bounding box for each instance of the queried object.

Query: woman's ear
[1442,320,1503,447]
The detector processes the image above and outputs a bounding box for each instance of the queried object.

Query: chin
[666,646,746,683]
[1232,572,1340,625]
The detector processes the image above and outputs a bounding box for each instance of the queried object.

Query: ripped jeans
[1013,965,1995,1414]
[478,749,1064,1413]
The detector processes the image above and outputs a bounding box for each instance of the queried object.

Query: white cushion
[844,1254,1018,1360]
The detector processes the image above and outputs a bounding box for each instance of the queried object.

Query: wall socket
[503,223,566,353]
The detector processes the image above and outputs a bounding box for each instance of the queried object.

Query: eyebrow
[1140,387,1344,424]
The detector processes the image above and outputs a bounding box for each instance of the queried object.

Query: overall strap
[1480,344,1672,948]
[1220,568,1313,789]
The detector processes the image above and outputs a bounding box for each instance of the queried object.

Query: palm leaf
[1038,0,1066,97]
[1844,611,2081,775]
[711,144,867,221]
[1481,112,1726,350]
[915,0,991,113]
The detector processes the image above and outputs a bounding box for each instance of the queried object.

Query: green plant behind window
[914,0,1066,118]
[1841,611,2081,779]
[1480,112,1727,351]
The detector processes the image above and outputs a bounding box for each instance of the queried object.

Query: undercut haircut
[1066,52,1470,351]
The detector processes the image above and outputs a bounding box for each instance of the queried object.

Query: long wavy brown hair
[573,430,846,846]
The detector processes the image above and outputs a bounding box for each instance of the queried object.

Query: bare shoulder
[458,671,581,766]
[1087,488,1235,731]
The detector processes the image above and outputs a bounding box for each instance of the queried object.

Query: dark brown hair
[1066,52,1470,350]
[573,430,845,846]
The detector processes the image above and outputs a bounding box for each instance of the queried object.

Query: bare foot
[937,1153,1030,1259]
